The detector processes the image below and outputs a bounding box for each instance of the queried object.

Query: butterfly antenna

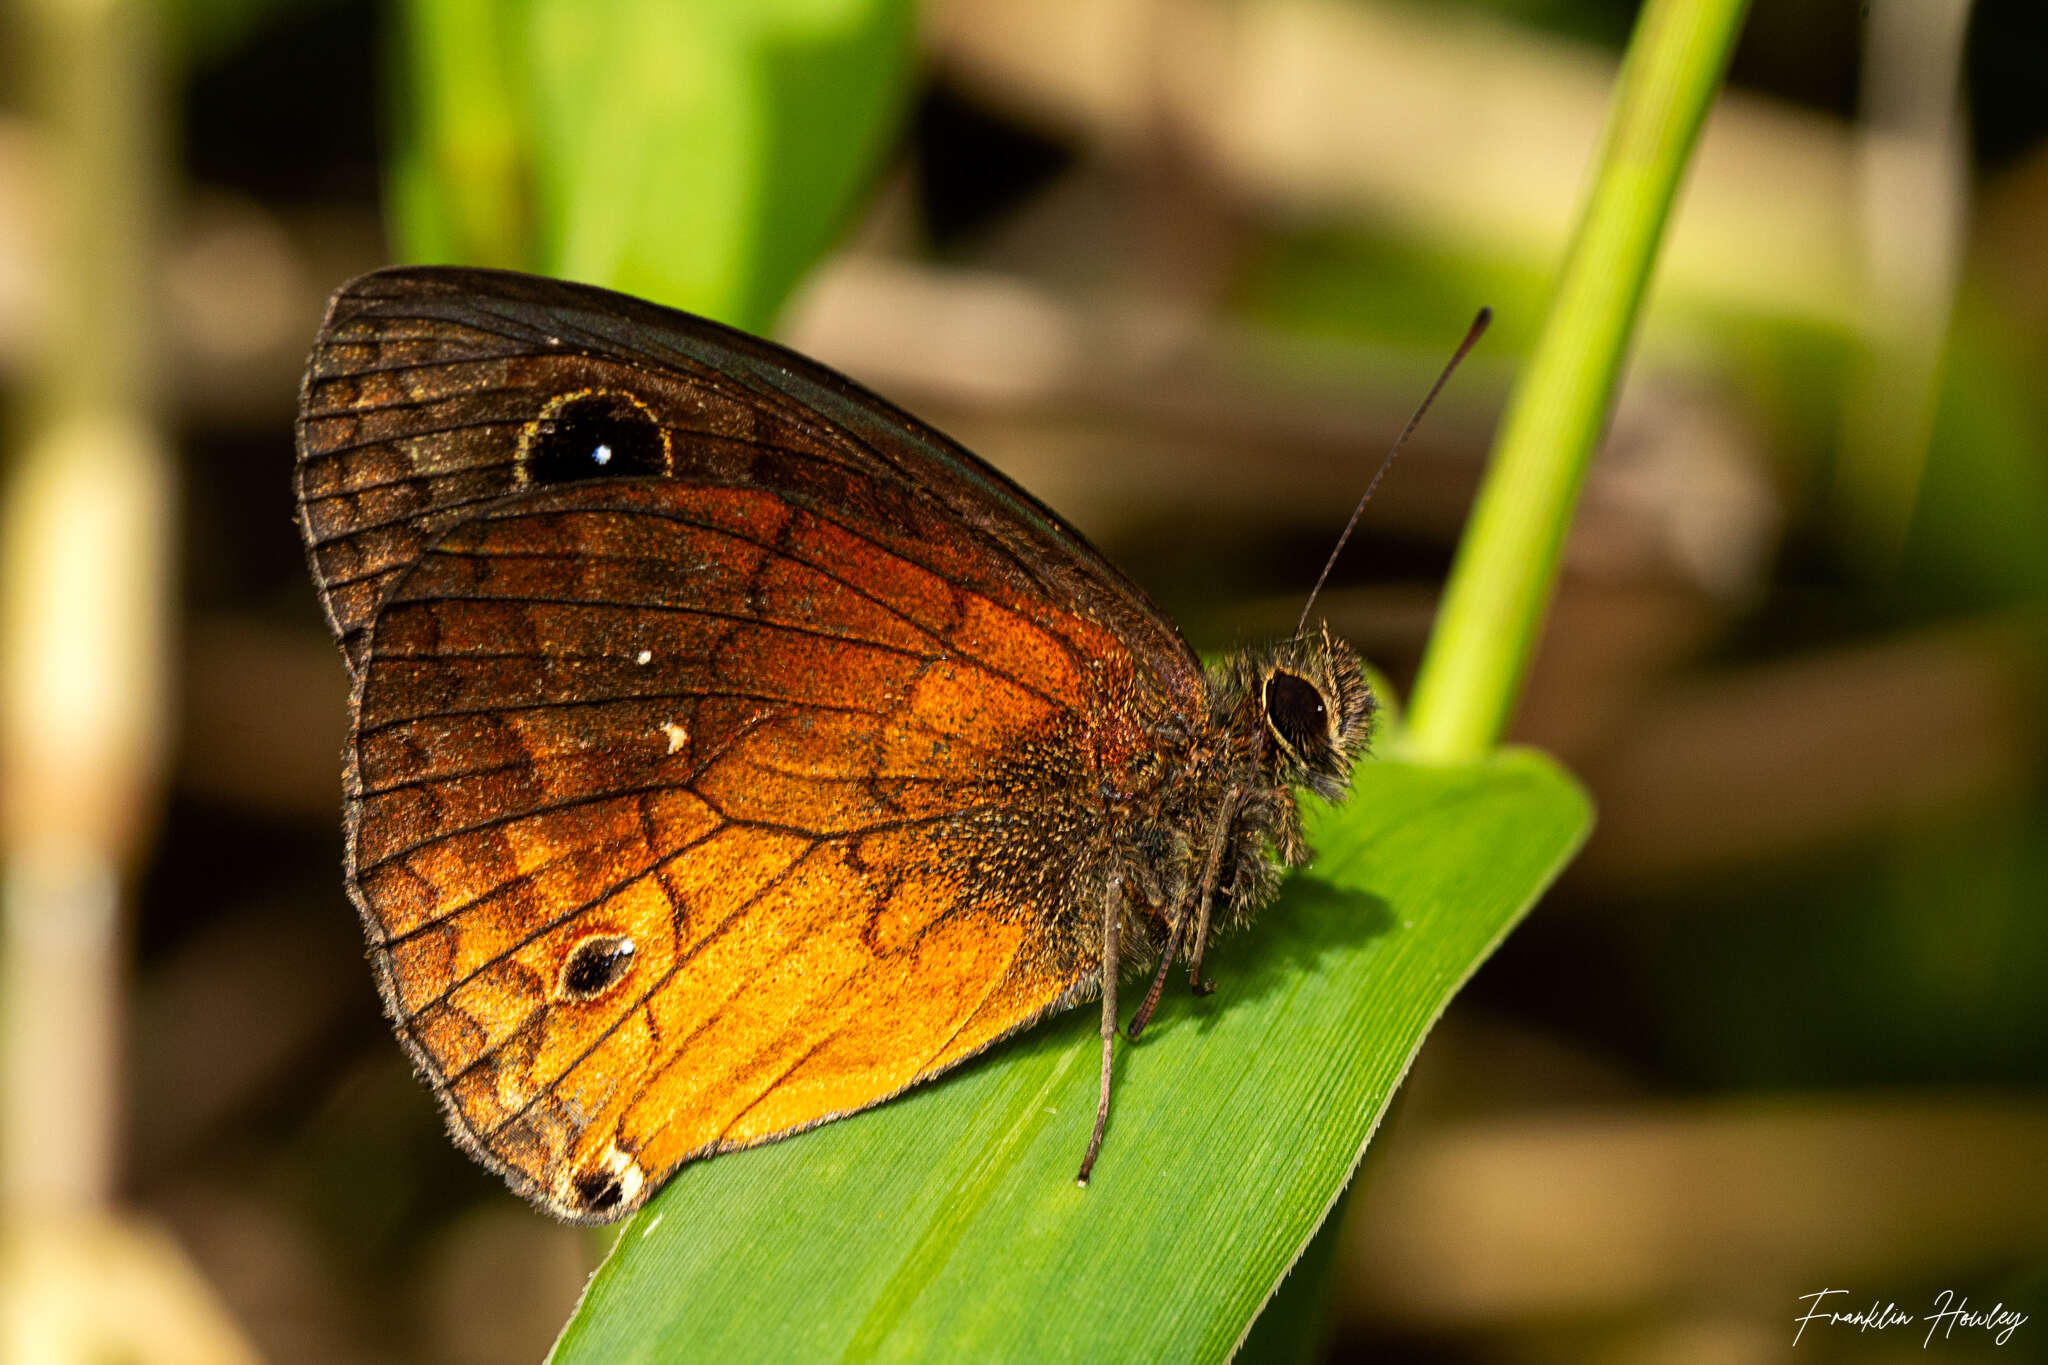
[1295,307,1492,639]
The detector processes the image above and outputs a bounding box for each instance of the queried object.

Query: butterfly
[294,267,1372,1223]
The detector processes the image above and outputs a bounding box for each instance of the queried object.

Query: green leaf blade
[551,750,1591,1363]
[391,0,916,331]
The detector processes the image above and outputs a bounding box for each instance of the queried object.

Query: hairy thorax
[1049,624,1375,985]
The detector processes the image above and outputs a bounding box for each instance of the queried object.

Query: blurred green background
[1,0,2044,1361]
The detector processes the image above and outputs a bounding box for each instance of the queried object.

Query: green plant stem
[1404,0,1752,762]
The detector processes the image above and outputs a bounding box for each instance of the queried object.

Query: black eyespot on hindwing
[520,389,669,485]
[573,1170,624,1213]
[559,934,636,1001]
[1263,670,1330,758]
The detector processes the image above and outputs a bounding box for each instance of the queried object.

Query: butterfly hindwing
[351,480,1123,1219]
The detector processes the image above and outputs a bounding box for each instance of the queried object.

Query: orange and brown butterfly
[293,267,1372,1223]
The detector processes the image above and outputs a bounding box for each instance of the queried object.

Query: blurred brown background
[2,0,2045,1361]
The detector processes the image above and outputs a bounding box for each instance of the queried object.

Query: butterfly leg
[1077,871,1125,1187]
[1128,787,1245,1041]
[1183,787,1244,997]
[1124,905,1189,1043]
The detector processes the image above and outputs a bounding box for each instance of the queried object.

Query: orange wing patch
[349,480,1110,1221]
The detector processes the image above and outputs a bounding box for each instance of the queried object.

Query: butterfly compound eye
[1262,670,1331,758]
[520,389,669,485]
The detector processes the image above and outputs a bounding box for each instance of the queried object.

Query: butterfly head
[1243,624,1372,800]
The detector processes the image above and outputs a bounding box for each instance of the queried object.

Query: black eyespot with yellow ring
[518,388,670,487]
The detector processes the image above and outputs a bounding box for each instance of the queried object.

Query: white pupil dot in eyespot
[635,649,652,665]
[593,443,613,466]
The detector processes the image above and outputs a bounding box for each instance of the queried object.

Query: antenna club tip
[1475,305,1493,326]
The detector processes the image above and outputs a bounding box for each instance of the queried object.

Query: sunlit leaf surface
[551,748,1591,1363]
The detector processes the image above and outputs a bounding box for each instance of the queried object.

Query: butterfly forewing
[297,268,1201,701]
[297,268,1207,1221]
